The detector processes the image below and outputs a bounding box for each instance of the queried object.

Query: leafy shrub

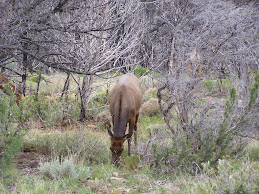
[23,95,80,126]
[0,96,24,176]
[87,91,109,119]
[204,79,232,93]
[89,91,107,106]
[39,158,78,180]
[203,80,216,92]
[134,66,151,77]
[146,85,258,174]
[77,165,92,181]
[151,134,195,174]
[28,74,46,83]
[220,79,232,91]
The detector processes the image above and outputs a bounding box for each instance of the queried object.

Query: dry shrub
[143,87,157,102]
[140,76,157,91]
[24,130,110,164]
[146,124,169,138]
[140,98,160,117]
[39,158,78,180]
[96,110,111,130]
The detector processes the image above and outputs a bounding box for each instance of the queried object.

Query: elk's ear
[107,127,114,137]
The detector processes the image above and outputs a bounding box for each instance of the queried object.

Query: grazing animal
[0,72,22,105]
[108,73,142,165]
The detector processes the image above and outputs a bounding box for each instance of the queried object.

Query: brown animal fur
[108,74,142,164]
[0,72,22,105]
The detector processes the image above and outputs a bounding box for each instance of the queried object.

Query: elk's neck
[113,94,129,137]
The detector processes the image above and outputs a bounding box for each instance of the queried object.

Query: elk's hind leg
[128,117,136,156]
[134,113,139,146]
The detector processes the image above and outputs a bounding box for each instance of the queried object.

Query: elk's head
[107,128,128,165]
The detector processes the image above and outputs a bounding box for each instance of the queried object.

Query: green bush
[88,91,108,108]
[204,80,217,92]
[220,79,232,91]
[23,95,80,126]
[134,66,151,77]
[0,96,24,183]
[203,79,232,93]
[150,86,258,174]
[152,134,196,174]
[28,74,45,83]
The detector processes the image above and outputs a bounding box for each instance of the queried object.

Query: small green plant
[39,158,78,180]
[124,155,140,170]
[204,80,217,92]
[28,73,45,83]
[91,164,115,180]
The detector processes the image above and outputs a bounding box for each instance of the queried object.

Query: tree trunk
[22,42,28,97]
[79,74,93,121]
[61,72,70,99]
[35,71,41,101]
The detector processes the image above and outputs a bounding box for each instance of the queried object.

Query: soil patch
[15,151,45,176]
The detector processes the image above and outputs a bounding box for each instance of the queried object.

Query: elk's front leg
[128,137,132,156]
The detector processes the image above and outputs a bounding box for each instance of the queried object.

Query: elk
[108,73,142,165]
[0,72,22,105]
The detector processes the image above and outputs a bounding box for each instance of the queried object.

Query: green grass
[139,114,166,139]
[4,162,160,193]
[204,79,232,94]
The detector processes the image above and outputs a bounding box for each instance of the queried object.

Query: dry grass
[140,98,160,117]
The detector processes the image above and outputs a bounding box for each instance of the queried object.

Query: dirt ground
[15,151,43,176]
